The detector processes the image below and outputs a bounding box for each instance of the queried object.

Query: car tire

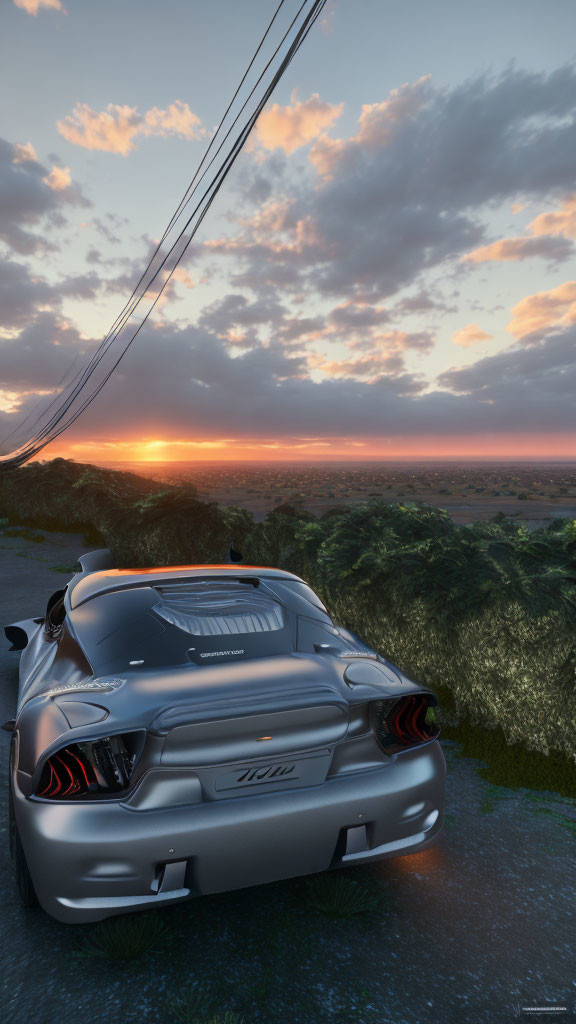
[8,757,38,909]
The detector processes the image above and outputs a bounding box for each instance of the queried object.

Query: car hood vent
[154,581,284,637]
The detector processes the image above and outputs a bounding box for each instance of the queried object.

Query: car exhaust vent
[36,733,142,800]
[370,694,439,754]
[154,581,284,636]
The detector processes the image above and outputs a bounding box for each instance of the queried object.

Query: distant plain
[94,459,576,527]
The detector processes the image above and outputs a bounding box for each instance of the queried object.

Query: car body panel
[12,738,445,923]
[5,551,446,923]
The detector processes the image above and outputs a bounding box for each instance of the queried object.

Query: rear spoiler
[76,549,115,574]
[67,549,116,601]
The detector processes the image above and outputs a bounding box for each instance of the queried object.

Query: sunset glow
[43,434,576,464]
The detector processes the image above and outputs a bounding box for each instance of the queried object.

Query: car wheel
[8,756,38,909]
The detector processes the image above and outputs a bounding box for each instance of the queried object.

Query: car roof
[68,564,308,610]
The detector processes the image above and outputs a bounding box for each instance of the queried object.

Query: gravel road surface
[0,529,574,1024]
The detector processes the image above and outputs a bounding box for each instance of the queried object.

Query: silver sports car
[5,551,445,923]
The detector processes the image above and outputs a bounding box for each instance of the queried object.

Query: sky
[1,0,576,462]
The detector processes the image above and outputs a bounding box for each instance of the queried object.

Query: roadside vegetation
[75,912,171,962]
[1,458,575,792]
[307,874,381,918]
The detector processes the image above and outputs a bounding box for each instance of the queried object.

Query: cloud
[307,326,433,382]
[205,197,329,293]
[210,66,576,302]
[309,76,431,177]
[3,315,575,448]
[170,266,195,290]
[0,312,86,394]
[5,64,576,452]
[198,293,287,346]
[438,326,576,433]
[452,324,493,348]
[275,316,325,346]
[194,288,434,360]
[0,136,88,254]
[530,193,576,238]
[326,301,392,332]
[0,255,109,336]
[0,256,55,331]
[255,92,343,155]
[507,281,576,340]
[57,101,205,155]
[307,351,413,382]
[461,235,573,264]
[461,193,576,264]
[42,165,72,191]
[93,213,126,245]
[12,142,39,163]
[393,291,456,315]
[13,0,64,14]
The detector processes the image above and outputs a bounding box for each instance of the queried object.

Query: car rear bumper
[14,741,446,923]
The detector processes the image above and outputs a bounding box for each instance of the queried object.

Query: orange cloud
[42,165,71,191]
[452,324,493,348]
[310,76,431,176]
[463,194,576,264]
[12,142,38,164]
[255,92,343,155]
[57,100,204,155]
[206,198,323,261]
[507,281,576,339]
[462,238,563,263]
[13,0,64,13]
[308,350,404,380]
[170,266,195,289]
[307,329,430,382]
[530,194,576,238]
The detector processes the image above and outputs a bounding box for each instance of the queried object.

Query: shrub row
[1,459,575,772]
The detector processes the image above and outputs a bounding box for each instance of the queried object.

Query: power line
[1,0,328,468]
[0,0,303,459]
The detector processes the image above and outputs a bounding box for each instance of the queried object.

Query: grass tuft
[3,526,45,542]
[307,873,380,918]
[172,1013,243,1024]
[203,1016,243,1024]
[441,721,576,798]
[167,980,243,1024]
[75,912,171,962]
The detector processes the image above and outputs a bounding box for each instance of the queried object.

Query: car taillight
[370,693,439,754]
[36,733,140,800]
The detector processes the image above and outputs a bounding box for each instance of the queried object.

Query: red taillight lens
[36,734,140,800]
[370,693,439,754]
[37,746,96,798]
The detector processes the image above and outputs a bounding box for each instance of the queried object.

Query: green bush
[0,458,170,536]
[2,462,575,778]
[264,502,576,768]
